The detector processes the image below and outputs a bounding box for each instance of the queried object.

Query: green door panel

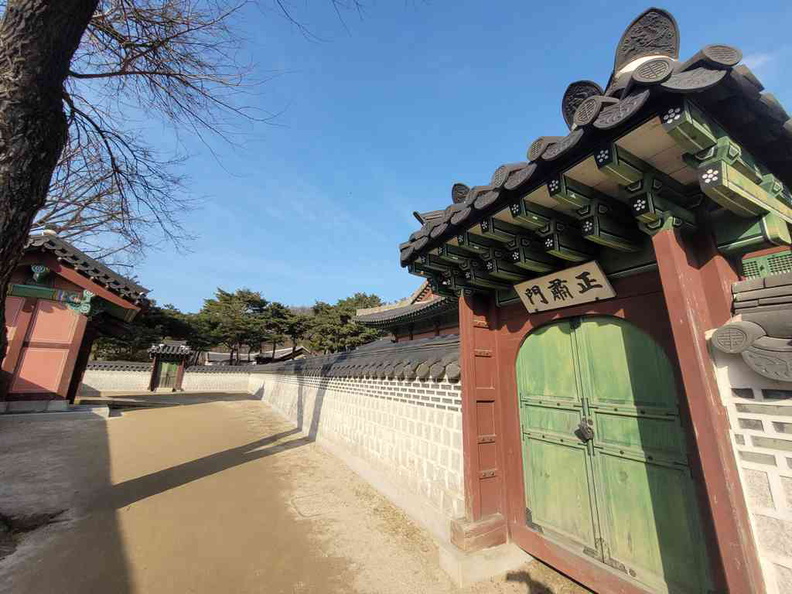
[519,402,582,440]
[594,453,710,594]
[523,437,601,555]
[159,361,178,388]
[575,318,678,412]
[517,316,711,594]
[594,411,688,464]
[516,321,579,403]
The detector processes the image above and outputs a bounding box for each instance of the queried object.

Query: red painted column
[175,360,186,391]
[452,292,507,551]
[652,228,764,594]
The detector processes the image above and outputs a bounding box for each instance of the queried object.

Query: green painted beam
[476,217,526,245]
[711,209,792,255]
[446,272,488,295]
[593,144,643,186]
[462,268,513,291]
[537,220,597,262]
[546,175,611,210]
[660,100,720,154]
[9,283,81,302]
[417,253,454,273]
[509,235,560,273]
[453,231,500,258]
[434,243,478,267]
[698,160,792,223]
[598,242,657,279]
[578,199,643,252]
[507,199,555,231]
[592,146,701,236]
[483,256,528,282]
[662,98,792,227]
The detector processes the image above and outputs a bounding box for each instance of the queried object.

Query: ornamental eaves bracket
[662,98,792,225]
[66,289,105,318]
[593,142,699,236]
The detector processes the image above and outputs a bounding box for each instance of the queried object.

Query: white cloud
[743,53,775,70]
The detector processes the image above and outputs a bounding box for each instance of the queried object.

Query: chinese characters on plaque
[515,261,616,313]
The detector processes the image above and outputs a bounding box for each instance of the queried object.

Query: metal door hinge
[525,508,543,533]
[582,546,600,559]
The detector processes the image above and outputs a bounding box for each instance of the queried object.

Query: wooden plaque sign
[515,261,615,313]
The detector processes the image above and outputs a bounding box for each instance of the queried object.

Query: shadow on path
[104,360,336,510]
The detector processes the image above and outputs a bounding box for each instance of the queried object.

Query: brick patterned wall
[181,372,250,393]
[79,369,151,394]
[79,368,254,395]
[256,372,465,537]
[712,347,792,594]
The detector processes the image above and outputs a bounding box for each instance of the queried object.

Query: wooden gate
[4,297,86,399]
[156,361,179,390]
[517,316,711,593]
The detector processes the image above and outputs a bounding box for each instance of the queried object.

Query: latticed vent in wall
[741,249,792,279]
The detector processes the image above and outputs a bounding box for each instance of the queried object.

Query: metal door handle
[576,418,594,442]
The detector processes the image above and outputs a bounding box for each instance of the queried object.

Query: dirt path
[0,401,588,594]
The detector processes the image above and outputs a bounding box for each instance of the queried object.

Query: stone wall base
[451,514,508,552]
[439,542,532,588]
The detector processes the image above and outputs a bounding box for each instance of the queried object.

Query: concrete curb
[0,404,109,421]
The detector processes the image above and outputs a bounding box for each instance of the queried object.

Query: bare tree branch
[6,0,364,263]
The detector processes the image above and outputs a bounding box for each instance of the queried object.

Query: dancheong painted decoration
[397,7,792,594]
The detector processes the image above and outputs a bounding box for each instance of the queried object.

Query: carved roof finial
[451,183,470,204]
[614,8,680,74]
[561,81,604,130]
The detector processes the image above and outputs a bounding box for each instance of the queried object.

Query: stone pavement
[0,400,587,594]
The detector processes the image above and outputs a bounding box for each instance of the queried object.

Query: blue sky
[133,0,792,312]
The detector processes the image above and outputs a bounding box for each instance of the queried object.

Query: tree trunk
[0,0,99,392]
[271,341,276,359]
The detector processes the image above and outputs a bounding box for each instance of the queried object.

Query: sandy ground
[0,400,589,594]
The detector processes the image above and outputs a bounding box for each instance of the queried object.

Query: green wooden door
[517,317,711,594]
[158,361,178,389]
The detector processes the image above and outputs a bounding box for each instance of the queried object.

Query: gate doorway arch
[516,315,711,593]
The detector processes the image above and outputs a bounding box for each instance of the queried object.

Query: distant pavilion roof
[354,295,457,327]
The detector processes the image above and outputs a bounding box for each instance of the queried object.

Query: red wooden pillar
[451,292,508,551]
[148,359,159,391]
[652,228,764,593]
[175,361,186,391]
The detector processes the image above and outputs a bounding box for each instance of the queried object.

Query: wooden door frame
[497,273,702,594]
[149,359,160,391]
[457,264,759,593]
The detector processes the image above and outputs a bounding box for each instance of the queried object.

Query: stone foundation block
[439,541,532,588]
[451,513,508,552]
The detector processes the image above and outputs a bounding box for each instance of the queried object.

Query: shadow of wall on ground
[104,354,349,510]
